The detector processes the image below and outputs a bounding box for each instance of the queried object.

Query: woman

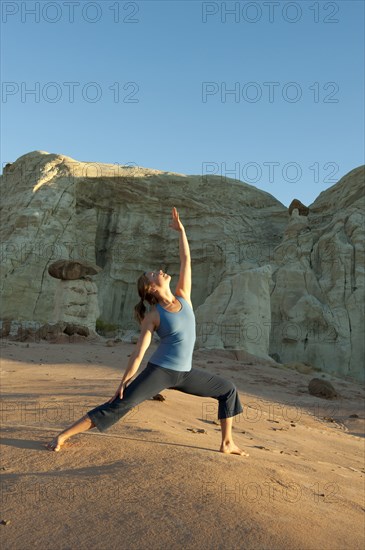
[46,207,249,456]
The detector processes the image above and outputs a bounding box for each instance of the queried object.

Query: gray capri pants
[87,361,243,433]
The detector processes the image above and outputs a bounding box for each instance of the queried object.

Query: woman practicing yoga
[46,207,248,456]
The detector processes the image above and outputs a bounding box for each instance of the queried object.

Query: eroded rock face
[0,151,364,382]
[0,150,286,335]
[52,279,100,331]
[195,266,273,360]
[270,166,365,382]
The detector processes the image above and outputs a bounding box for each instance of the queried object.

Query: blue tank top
[148,295,196,372]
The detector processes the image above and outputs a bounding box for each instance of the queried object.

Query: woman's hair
[134,272,158,325]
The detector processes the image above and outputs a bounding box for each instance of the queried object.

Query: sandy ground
[0,338,364,550]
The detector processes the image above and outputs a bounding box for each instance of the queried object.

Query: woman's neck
[158,290,176,307]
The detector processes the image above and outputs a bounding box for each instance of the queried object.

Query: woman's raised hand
[169,206,184,232]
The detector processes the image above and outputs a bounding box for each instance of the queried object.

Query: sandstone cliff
[270,166,364,381]
[0,151,363,382]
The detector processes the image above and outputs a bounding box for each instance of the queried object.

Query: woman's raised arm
[169,207,192,299]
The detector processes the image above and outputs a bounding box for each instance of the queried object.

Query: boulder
[48,259,102,280]
[308,378,339,399]
[288,199,309,216]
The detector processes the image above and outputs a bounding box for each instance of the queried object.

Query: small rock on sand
[152,394,165,401]
[308,378,339,399]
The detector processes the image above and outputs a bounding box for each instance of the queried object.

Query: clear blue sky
[1,0,364,206]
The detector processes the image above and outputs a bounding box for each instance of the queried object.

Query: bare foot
[219,442,249,456]
[45,435,66,452]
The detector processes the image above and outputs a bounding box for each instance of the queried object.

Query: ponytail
[135,272,159,325]
[134,298,146,325]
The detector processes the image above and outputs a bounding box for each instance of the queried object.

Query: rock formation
[308,378,339,399]
[48,259,102,280]
[46,259,102,335]
[288,199,309,216]
[195,265,273,360]
[0,151,363,382]
[52,277,100,332]
[270,166,364,382]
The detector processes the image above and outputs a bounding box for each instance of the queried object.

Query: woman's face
[145,269,170,289]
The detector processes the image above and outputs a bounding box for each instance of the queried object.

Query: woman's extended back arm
[120,313,156,385]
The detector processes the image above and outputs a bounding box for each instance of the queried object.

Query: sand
[0,339,364,549]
